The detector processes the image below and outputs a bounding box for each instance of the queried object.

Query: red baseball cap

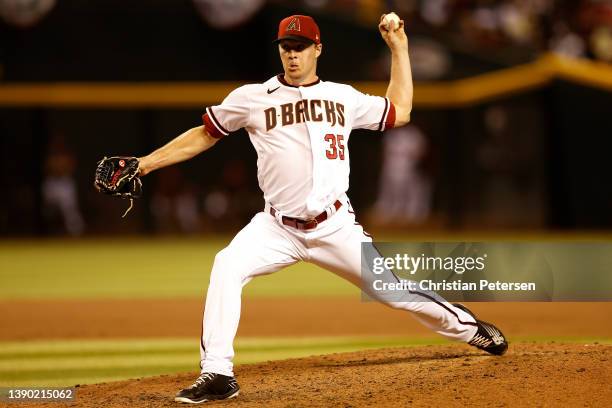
[274,15,321,45]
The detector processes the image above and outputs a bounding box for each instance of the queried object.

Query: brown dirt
[1,299,612,340]
[22,343,612,408]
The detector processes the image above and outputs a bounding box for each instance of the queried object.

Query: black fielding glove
[94,156,142,217]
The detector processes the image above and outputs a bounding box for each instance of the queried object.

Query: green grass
[3,235,612,300]
[1,336,609,387]
[0,336,446,387]
[2,238,611,388]
[0,238,357,299]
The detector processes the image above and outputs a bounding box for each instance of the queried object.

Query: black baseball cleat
[174,372,240,404]
[453,303,508,356]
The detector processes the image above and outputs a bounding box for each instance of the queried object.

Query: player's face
[278,40,322,84]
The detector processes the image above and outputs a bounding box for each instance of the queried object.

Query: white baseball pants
[199,198,478,376]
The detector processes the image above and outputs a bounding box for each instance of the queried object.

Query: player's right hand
[378,14,408,52]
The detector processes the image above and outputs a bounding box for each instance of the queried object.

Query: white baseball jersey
[202,75,396,218]
[196,75,478,378]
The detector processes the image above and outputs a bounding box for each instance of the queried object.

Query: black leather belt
[270,200,342,230]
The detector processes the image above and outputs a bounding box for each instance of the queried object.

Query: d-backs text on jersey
[264,99,345,131]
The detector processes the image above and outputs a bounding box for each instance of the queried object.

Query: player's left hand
[378,14,408,52]
[94,156,141,196]
[94,156,142,217]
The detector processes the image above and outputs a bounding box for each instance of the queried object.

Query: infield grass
[1,336,609,387]
[0,238,357,299]
[2,237,611,388]
[0,231,612,300]
[0,336,446,387]
[2,234,612,299]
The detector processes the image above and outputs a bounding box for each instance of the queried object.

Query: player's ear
[315,43,322,58]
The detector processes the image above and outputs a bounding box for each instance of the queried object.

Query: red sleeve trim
[202,113,225,139]
[384,102,396,130]
[377,98,389,131]
[207,107,230,135]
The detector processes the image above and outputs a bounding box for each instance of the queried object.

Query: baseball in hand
[382,12,400,31]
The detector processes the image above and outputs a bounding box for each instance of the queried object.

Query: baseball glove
[94,156,142,217]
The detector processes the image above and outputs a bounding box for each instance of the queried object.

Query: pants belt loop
[326,200,340,218]
[271,204,284,226]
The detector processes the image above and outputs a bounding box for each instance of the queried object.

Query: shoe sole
[174,390,240,404]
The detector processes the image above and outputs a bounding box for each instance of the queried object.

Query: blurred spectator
[2,0,608,65]
[420,0,452,27]
[549,21,586,58]
[339,0,611,64]
[498,1,537,45]
[590,26,612,62]
[151,167,201,234]
[42,135,85,236]
[203,160,261,231]
[578,0,612,61]
[0,0,56,28]
[373,125,432,224]
[368,37,451,81]
[192,0,265,29]
[475,104,545,227]
[409,38,452,80]
[150,160,260,234]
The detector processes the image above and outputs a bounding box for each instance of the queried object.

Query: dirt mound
[26,342,611,407]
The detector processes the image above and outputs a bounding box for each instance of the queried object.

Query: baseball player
[129,14,507,403]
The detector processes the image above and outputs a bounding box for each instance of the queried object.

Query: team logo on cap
[287,17,300,32]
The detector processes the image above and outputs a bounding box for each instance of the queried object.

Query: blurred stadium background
[1,0,612,390]
[1,0,611,235]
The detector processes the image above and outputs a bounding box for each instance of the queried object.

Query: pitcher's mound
[37,343,612,407]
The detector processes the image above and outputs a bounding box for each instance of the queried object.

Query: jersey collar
[277,74,321,88]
